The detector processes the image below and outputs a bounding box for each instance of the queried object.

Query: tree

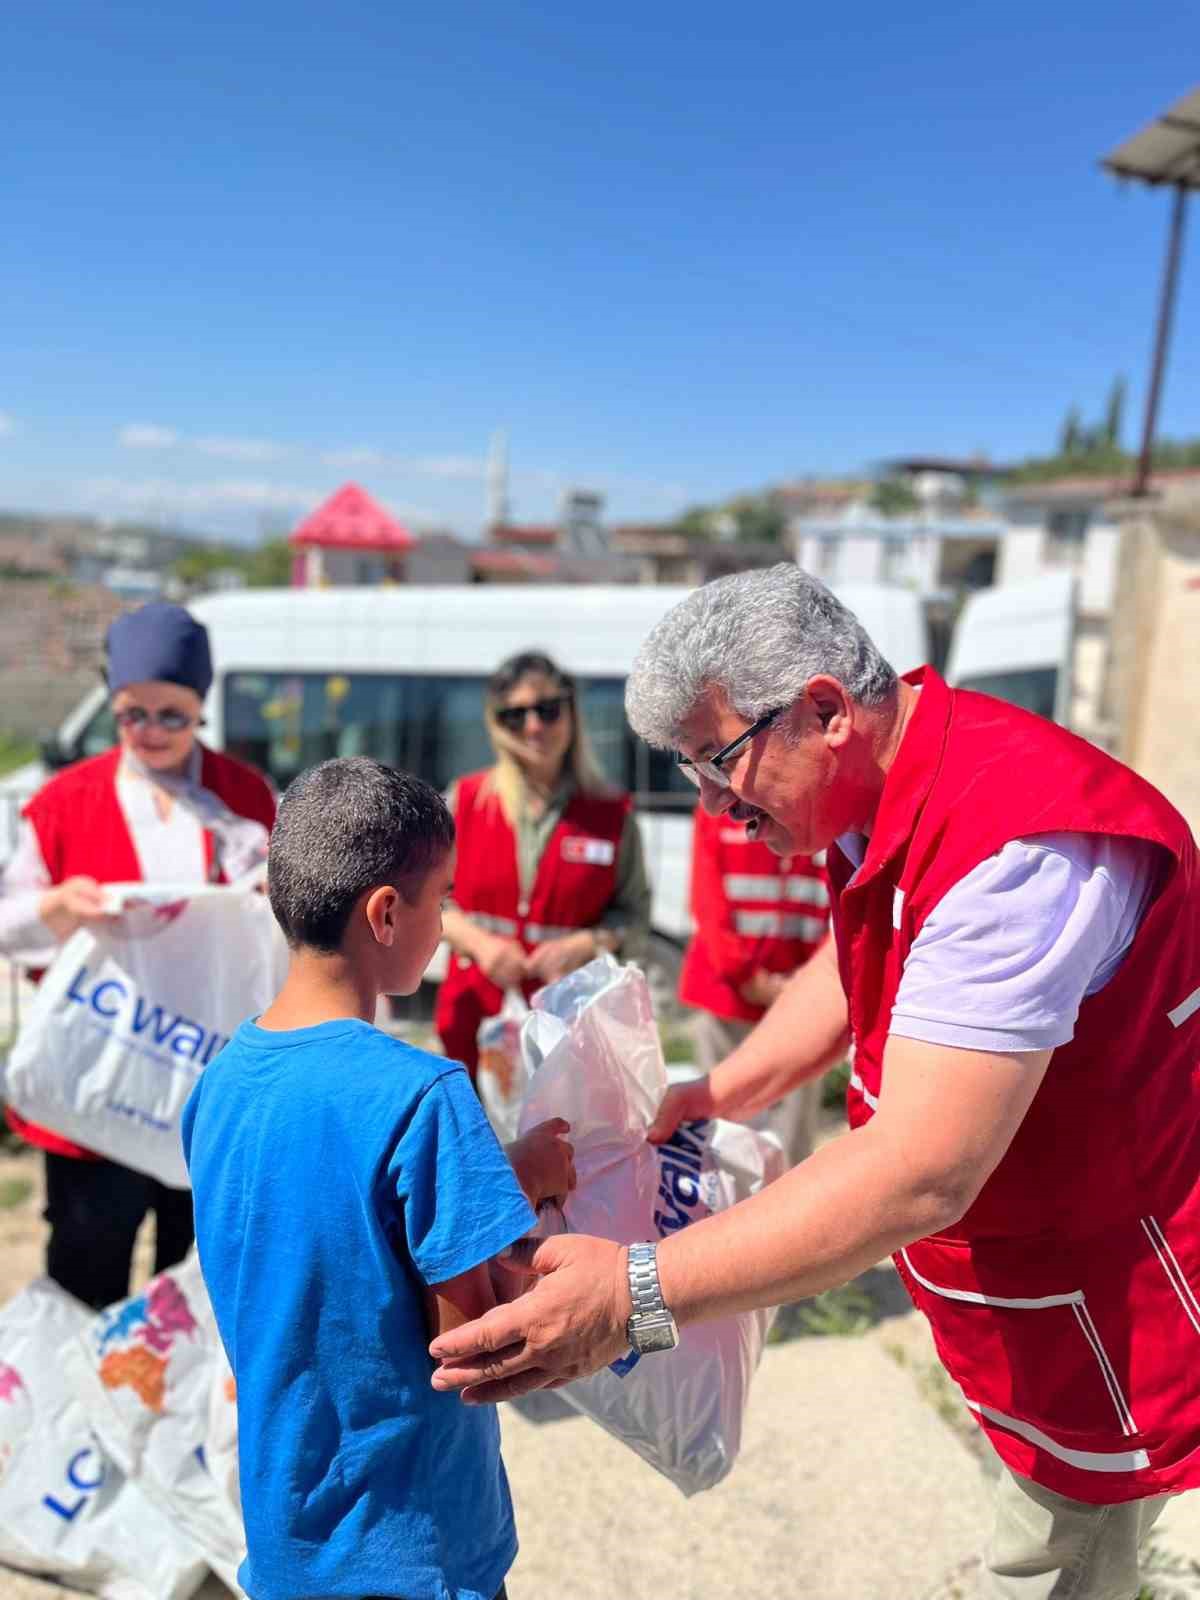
[171,537,293,591]
[870,478,920,517]
[1104,376,1127,451]
[671,504,721,539]
[727,495,787,544]
[243,539,293,586]
[1059,406,1083,457]
[670,498,786,543]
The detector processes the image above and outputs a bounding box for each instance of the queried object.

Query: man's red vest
[435,770,629,1073]
[828,667,1200,1503]
[13,745,276,1159]
[679,804,829,1022]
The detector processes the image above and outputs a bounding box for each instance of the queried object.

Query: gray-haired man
[431,565,1200,1599]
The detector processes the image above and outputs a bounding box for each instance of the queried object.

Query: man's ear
[364,885,399,947]
[806,675,852,744]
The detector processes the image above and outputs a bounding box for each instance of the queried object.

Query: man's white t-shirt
[833,830,1162,1054]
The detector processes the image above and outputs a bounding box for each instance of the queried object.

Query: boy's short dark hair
[268,757,455,952]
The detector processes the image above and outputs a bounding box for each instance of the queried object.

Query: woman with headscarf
[0,602,276,1308]
[436,650,651,1076]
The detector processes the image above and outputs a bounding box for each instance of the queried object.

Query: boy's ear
[364,885,400,947]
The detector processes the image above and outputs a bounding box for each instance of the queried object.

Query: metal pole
[1134,182,1190,496]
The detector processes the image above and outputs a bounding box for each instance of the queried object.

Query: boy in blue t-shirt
[182,757,574,1600]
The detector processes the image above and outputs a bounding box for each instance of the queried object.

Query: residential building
[289,483,415,587]
[610,524,790,586]
[791,516,1006,594]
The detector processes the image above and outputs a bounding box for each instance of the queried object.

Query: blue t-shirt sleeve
[386,1067,536,1286]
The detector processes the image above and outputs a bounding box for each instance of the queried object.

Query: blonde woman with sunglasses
[436,650,650,1076]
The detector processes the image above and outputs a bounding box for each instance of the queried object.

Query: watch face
[630,1314,679,1355]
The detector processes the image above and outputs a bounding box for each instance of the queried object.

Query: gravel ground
[0,1118,1194,1599]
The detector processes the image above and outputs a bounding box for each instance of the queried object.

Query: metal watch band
[628,1241,668,1318]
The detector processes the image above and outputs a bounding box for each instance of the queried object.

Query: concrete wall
[1079,520,1120,614]
[1107,503,1200,830]
[1069,620,1112,750]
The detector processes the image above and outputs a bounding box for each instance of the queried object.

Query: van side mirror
[39,735,76,771]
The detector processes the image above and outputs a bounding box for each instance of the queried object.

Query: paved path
[1,1329,1197,1599]
[501,1334,993,1600]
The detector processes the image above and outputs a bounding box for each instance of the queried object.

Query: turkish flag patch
[561,836,615,866]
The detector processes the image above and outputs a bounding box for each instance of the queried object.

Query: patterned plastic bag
[518,957,783,1495]
[0,1277,206,1599]
[62,1252,246,1593]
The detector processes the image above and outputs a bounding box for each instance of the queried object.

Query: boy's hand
[476,933,528,989]
[506,1118,576,1208]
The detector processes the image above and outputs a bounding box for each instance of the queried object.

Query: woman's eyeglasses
[113,706,202,732]
[493,696,570,732]
[676,707,783,789]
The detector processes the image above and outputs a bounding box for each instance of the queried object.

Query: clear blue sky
[3,1,1197,540]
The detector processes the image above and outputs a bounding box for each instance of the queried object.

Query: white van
[30,581,931,952]
[944,571,1077,724]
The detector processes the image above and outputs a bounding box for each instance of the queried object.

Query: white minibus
[28,581,930,983]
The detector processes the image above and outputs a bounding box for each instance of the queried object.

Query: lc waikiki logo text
[0,1358,107,1524]
[653,1119,712,1236]
[64,964,229,1066]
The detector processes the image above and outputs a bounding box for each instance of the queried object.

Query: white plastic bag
[0,1277,207,1600]
[206,1341,241,1533]
[62,1253,246,1593]
[4,884,287,1187]
[517,956,783,1495]
[475,990,531,1144]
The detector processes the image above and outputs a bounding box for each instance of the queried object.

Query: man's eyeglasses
[113,706,202,733]
[676,707,784,789]
[493,696,571,733]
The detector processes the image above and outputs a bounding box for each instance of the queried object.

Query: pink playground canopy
[289,483,415,551]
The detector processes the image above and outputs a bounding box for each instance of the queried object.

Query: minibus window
[577,679,630,790]
[955,668,1058,722]
[224,671,404,784]
[404,677,492,788]
[224,669,697,807]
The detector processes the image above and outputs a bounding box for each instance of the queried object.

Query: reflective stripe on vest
[467,912,580,943]
[468,911,519,937]
[734,910,827,940]
[722,874,828,905]
[524,921,579,943]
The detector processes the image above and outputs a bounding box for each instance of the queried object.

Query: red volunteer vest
[12,745,276,1159]
[435,770,629,1073]
[829,667,1200,1503]
[679,804,829,1022]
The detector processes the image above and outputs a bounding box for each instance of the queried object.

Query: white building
[792,513,1005,595]
[792,481,1126,751]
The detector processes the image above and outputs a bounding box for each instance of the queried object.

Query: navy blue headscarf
[105,604,213,698]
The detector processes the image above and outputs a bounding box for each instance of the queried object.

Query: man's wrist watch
[625,1242,679,1355]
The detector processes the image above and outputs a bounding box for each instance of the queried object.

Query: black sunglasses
[676,706,784,789]
[113,706,203,732]
[494,695,571,732]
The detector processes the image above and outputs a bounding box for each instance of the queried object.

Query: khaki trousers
[980,1467,1171,1600]
[690,1010,822,1169]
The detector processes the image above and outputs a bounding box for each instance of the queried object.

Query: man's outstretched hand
[647,1075,715,1143]
[430,1233,632,1404]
